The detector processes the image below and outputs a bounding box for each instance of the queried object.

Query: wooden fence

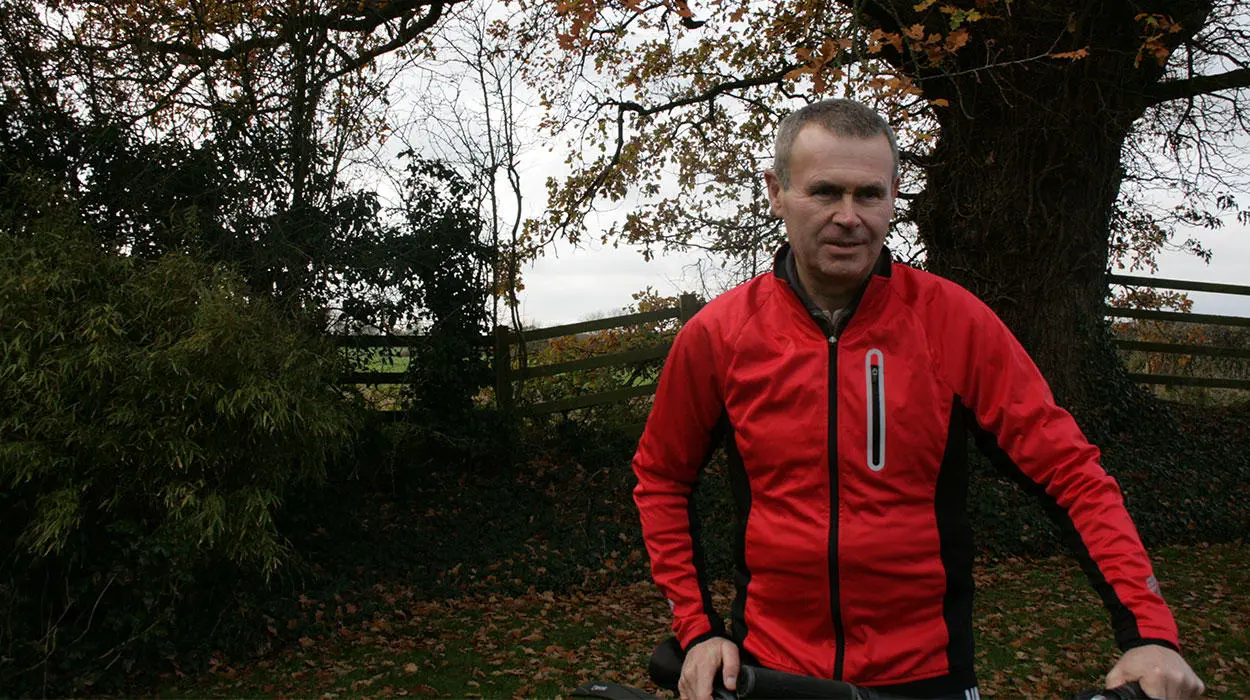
[337,275,1250,406]
[1106,274,1250,392]
[334,294,704,413]
[494,293,703,416]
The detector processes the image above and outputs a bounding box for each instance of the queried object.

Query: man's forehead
[791,129,893,181]
[801,172,891,191]
[798,159,893,187]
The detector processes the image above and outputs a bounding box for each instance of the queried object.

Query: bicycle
[571,637,1154,700]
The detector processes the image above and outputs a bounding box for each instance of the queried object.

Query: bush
[0,184,357,694]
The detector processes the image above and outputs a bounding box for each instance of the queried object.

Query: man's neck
[795,265,858,313]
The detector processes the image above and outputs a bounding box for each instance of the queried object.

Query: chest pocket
[865,349,886,472]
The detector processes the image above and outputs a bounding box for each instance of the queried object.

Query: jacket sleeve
[633,314,728,648]
[931,287,1180,651]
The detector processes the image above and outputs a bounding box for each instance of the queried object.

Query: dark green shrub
[0,183,357,694]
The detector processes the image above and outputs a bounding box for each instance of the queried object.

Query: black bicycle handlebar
[736,664,859,699]
[571,636,1156,700]
[1070,682,1151,700]
[649,637,876,699]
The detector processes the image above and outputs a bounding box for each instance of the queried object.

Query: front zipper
[827,335,846,680]
[866,349,886,471]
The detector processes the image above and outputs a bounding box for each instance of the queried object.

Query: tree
[391,0,541,334]
[514,0,1250,413]
[0,0,483,330]
[394,155,494,416]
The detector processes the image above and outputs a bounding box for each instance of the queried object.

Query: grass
[155,541,1248,699]
[343,347,413,374]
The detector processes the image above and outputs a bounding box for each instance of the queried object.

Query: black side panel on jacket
[725,419,752,646]
[686,412,733,647]
[937,399,976,679]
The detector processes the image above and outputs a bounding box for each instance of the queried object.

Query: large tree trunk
[912,82,1135,410]
[858,0,1212,413]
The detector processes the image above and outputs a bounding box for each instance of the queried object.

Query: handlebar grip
[646,638,683,692]
[737,665,859,699]
[648,638,860,699]
[1071,681,1153,700]
[1111,682,1151,700]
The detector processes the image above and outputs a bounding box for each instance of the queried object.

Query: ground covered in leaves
[157,541,1248,699]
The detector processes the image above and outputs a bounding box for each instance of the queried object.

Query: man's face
[765,126,897,298]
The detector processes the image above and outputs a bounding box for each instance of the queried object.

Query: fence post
[493,325,514,413]
[678,293,703,324]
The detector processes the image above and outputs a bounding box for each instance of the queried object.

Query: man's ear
[892,176,901,199]
[763,169,783,217]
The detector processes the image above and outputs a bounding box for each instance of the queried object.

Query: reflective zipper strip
[865,349,886,472]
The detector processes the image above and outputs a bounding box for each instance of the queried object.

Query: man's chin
[809,257,870,285]
[818,253,870,273]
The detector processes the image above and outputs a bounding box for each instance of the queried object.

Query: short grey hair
[773,99,900,188]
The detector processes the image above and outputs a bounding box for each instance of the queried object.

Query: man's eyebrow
[805,180,888,195]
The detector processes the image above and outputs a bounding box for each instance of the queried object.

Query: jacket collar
[772,243,893,339]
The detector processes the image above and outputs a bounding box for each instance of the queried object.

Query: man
[632,99,1204,700]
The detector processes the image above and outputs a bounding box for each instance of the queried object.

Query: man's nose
[830,194,861,228]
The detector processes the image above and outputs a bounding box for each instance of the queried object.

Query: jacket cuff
[677,615,727,650]
[1121,637,1180,654]
[683,630,731,652]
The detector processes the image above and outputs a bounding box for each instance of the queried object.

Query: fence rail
[506,307,683,343]
[1105,307,1250,328]
[1122,374,1250,391]
[495,294,702,416]
[336,274,1249,406]
[514,342,673,381]
[1113,340,1250,360]
[1106,274,1250,297]
[1107,273,1250,392]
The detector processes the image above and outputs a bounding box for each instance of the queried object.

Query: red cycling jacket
[633,246,1179,696]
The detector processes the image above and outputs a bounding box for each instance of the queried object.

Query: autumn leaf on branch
[1134,12,1184,68]
[1050,48,1090,61]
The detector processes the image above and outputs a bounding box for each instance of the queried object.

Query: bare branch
[1147,67,1250,106]
[609,63,805,117]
